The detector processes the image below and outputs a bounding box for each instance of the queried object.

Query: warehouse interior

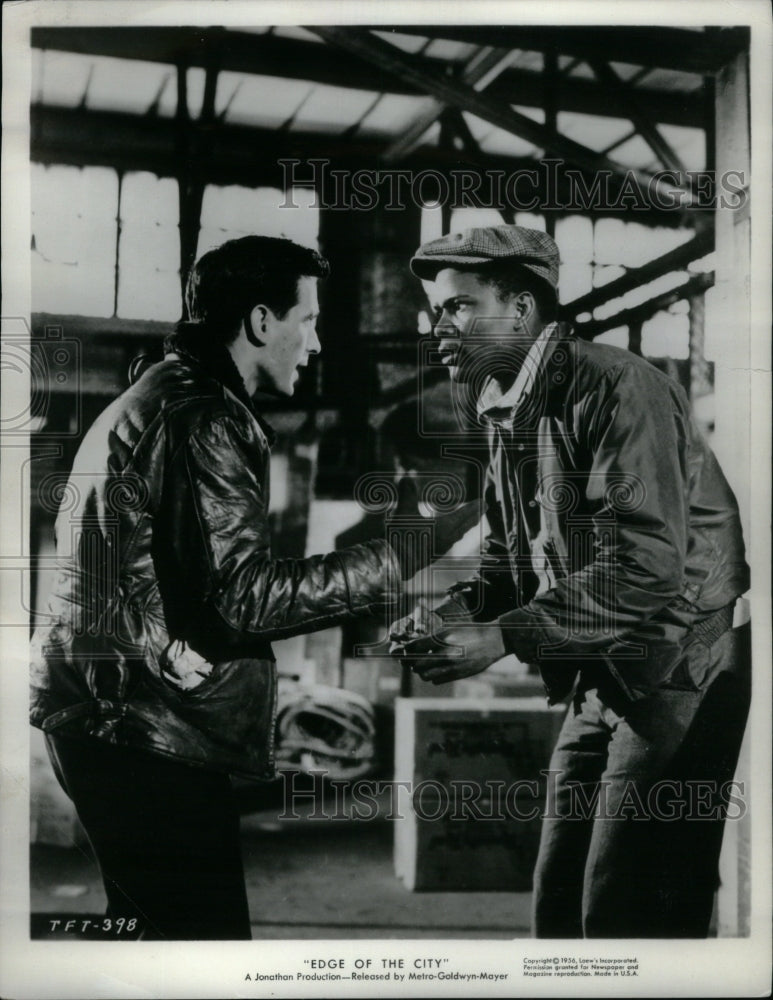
[27,23,752,938]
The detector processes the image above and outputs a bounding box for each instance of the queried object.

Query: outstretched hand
[396,621,507,685]
[388,601,442,653]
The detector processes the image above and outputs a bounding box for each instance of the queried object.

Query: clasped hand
[388,603,506,685]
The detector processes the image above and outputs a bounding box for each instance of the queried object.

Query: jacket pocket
[157,656,276,753]
[159,639,218,695]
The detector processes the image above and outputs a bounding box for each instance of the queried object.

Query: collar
[476,322,558,422]
[164,324,277,446]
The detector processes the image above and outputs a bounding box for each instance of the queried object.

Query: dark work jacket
[29,335,400,778]
[444,326,749,704]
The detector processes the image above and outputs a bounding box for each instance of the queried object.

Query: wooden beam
[382,45,515,163]
[368,25,750,76]
[50,17,731,78]
[307,27,688,207]
[627,319,642,356]
[575,271,714,339]
[588,60,685,173]
[31,27,411,96]
[562,228,714,320]
[30,27,707,128]
[31,105,692,229]
[599,126,637,157]
[447,108,481,157]
[175,65,204,305]
[32,313,173,340]
[544,47,558,238]
[688,292,712,401]
[29,102,544,185]
[709,48,751,562]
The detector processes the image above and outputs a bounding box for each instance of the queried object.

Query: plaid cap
[410,224,559,289]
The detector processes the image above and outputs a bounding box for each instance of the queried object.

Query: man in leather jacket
[393,224,751,938]
[30,235,479,939]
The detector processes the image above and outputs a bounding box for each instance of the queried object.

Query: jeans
[45,733,252,940]
[532,623,751,938]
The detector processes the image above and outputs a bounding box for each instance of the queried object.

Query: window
[116,173,181,321]
[448,207,505,232]
[31,164,118,317]
[593,327,628,349]
[196,185,319,259]
[642,304,690,359]
[32,165,181,320]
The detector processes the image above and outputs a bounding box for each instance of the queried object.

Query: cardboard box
[394,794,545,892]
[395,697,566,788]
[394,698,566,891]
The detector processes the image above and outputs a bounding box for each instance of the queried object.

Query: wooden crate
[394,698,566,891]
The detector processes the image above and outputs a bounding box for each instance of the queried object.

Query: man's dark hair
[185,235,330,343]
[476,261,558,323]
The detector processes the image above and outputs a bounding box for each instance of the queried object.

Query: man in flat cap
[392,224,750,938]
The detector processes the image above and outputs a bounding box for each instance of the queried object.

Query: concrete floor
[31,801,532,940]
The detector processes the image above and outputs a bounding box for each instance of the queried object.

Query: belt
[693,595,749,648]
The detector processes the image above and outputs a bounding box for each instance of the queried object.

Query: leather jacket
[30,334,400,778]
[441,326,749,704]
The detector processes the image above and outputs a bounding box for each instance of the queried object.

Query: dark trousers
[45,733,251,940]
[532,624,751,938]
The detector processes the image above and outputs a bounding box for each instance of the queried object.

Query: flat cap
[410,224,559,289]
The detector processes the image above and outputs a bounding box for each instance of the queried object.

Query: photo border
[2,2,771,997]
